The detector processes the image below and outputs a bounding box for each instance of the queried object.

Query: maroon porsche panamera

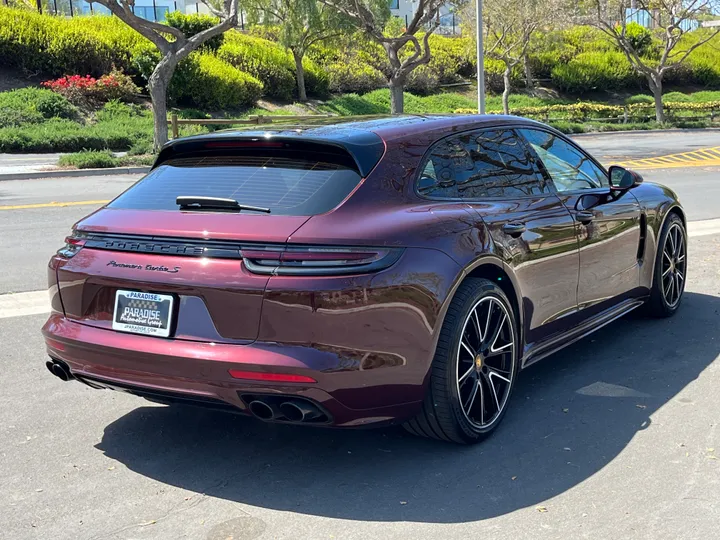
[42,115,686,443]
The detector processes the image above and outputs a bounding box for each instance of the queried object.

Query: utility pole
[476,0,485,114]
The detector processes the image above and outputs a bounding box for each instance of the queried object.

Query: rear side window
[417,129,549,199]
[109,151,363,216]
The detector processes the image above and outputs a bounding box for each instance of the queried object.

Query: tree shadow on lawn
[96,291,719,523]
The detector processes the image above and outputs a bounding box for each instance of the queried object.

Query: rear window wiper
[176,196,271,213]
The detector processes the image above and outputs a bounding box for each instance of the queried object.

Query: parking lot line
[615,146,720,170]
[0,200,110,211]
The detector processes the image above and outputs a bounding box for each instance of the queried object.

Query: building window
[389,0,399,10]
[133,5,170,22]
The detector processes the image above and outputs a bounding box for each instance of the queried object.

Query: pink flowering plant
[42,69,139,105]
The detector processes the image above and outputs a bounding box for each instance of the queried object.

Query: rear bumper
[42,314,424,427]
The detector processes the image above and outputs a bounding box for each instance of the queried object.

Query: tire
[644,213,687,318]
[403,278,519,444]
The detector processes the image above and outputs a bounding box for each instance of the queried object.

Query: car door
[418,128,580,350]
[518,127,642,313]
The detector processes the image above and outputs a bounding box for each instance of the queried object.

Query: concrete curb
[0,166,150,181]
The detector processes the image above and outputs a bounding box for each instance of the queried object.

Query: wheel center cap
[475,354,484,371]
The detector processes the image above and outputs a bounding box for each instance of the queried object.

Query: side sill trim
[521,298,646,369]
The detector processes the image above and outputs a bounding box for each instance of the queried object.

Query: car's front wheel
[404,278,519,444]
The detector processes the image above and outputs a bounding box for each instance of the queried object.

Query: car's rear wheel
[645,213,686,318]
[404,278,519,444]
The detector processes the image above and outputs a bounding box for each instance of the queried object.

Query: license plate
[112,290,174,338]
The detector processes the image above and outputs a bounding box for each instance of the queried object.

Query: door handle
[576,210,594,224]
[502,222,526,237]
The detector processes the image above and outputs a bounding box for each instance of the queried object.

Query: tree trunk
[502,65,511,115]
[292,49,307,102]
[648,72,664,123]
[148,58,178,152]
[523,54,533,89]
[389,79,404,114]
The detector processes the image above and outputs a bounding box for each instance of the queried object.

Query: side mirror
[608,165,643,191]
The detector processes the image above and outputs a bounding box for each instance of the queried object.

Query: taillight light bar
[57,230,87,258]
[241,246,403,276]
[228,370,317,383]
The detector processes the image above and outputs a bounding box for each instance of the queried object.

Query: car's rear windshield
[108,150,363,216]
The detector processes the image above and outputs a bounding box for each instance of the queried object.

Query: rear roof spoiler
[155,129,386,177]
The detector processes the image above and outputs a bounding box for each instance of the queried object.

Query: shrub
[427,34,474,81]
[0,7,145,77]
[562,25,615,54]
[0,87,77,120]
[0,107,44,128]
[624,22,654,57]
[625,94,654,105]
[42,70,139,105]
[59,149,119,169]
[165,12,223,52]
[218,34,295,100]
[303,58,330,98]
[95,100,146,121]
[662,91,691,103]
[246,24,282,42]
[127,139,154,155]
[552,51,639,93]
[406,65,441,95]
[176,53,263,110]
[689,91,720,102]
[484,58,522,92]
[326,59,386,94]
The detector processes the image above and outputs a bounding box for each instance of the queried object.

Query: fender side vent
[637,213,647,261]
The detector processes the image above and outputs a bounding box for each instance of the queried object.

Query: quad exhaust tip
[245,396,327,423]
[248,400,277,420]
[279,400,322,422]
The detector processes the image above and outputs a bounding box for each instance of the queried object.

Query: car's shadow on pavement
[96,292,720,523]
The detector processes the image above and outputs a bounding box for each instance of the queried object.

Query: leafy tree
[320,0,446,113]
[587,0,720,122]
[244,0,350,101]
[483,0,543,114]
[91,0,240,150]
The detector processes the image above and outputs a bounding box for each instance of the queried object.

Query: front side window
[417,129,548,199]
[519,128,608,192]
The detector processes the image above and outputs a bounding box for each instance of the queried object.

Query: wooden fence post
[171,113,179,139]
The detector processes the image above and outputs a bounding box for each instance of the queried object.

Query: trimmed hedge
[174,53,263,110]
[0,7,144,76]
[325,59,386,94]
[219,31,328,100]
[551,51,639,93]
[219,33,296,100]
[165,11,223,52]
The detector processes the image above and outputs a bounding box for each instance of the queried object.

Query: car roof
[160,114,548,177]
[168,114,544,146]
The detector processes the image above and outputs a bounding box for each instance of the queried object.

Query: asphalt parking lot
[1,130,719,539]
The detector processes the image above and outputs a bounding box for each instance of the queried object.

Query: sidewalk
[0,153,150,181]
[0,153,63,175]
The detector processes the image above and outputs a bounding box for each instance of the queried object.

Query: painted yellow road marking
[0,200,109,211]
[615,146,720,170]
